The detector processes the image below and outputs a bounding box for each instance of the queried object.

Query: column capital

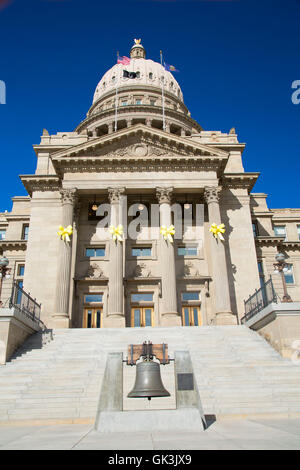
[59,188,78,205]
[204,186,221,204]
[108,187,125,204]
[156,187,173,205]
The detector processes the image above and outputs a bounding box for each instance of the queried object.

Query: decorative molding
[107,187,125,204]
[204,186,221,204]
[221,173,260,191]
[0,240,27,250]
[183,261,200,277]
[20,175,61,196]
[86,263,104,279]
[156,187,173,205]
[134,262,152,278]
[60,188,78,205]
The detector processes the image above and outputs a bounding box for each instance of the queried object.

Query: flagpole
[115,51,119,132]
[160,50,166,131]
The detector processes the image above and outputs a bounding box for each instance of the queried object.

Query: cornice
[279,241,300,249]
[0,240,27,250]
[255,236,285,246]
[52,124,229,159]
[4,215,30,221]
[221,173,260,191]
[76,104,202,134]
[20,175,61,196]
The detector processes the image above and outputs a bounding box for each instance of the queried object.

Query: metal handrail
[9,281,45,329]
[241,277,278,324]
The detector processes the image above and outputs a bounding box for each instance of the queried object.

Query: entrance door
[131,307,154,327]
[83,308,103,328]
[182,306,201,326]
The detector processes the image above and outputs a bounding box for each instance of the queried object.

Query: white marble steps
[0,326,300,424]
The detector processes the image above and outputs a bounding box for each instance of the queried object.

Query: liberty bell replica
[127,341,170,400]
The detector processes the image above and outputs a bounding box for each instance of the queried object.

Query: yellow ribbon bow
[160,225,176,243]
[109,224,124,242]
[209,223,226,241]
[58,225,73,243]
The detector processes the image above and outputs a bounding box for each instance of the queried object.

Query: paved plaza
[0,418,300,450]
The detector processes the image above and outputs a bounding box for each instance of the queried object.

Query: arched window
[149,72,153,80]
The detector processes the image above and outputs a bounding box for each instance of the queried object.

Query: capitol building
[1,39,300,333]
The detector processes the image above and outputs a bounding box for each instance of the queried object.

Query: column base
[160,312,182,327]
[102,314,126,328]
[214,312,237,326]
[51,314,70,329]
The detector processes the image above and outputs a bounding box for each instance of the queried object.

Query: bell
[128,359,170,400]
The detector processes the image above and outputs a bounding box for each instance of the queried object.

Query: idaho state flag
[164,62,179,73]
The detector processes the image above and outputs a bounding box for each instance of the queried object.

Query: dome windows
[149,72,153,80]
[111,76,116,83]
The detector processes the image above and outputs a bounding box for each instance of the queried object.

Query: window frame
[274,225,287,241]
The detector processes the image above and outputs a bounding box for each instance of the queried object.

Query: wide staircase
[0,326,300,425]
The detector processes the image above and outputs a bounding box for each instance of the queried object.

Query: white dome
[92,58,183,104]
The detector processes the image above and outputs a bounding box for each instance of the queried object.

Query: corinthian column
[53,188,77,328]
[104,187,126,328]
[204,186,236,325]
[156,187,181,326]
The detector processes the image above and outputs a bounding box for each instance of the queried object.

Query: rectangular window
[84,294,103,303]
[121,101,128,106]
[252,222,258,237]
[297,225,300,240]
[85,247,105,257]
[178,246,198,256]
[257,261,265,288]
[0,230,6,240]
[131,293,153,303]
[284,264,294,284]
[150,99,155,106]
[181,292,200,302]
[22,225,29,240]
[131,247,152,257]
[274,225,286,240]
[136,99,142,105]
[18,265,25,276]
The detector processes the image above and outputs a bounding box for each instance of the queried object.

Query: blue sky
[0,0,299,211]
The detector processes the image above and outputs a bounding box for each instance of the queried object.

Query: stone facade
[0,40,299,329]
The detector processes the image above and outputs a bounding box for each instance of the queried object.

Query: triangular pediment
[51,124,229,161]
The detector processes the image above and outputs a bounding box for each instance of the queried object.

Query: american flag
[117,56,131,65]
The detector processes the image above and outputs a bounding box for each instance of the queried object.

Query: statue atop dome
[130,38,146,59]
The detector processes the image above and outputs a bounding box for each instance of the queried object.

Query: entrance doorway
[83,308,103,328]
[131,307,154,327]
[182,306,201,326]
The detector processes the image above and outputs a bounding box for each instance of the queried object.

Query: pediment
[51,124,229,161]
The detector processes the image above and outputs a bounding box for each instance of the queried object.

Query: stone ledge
[0,308,41,365]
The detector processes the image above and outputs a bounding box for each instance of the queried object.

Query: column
[204,186,236,325]
[53,188,77,328]
[68,200,81,326]
[156,187,181,326]
[104,187,126,328]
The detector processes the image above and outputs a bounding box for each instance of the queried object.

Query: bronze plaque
[177,373,194,391]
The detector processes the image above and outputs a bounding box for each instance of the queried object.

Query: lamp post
[0,257,11,308]
[273,252,292,303]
